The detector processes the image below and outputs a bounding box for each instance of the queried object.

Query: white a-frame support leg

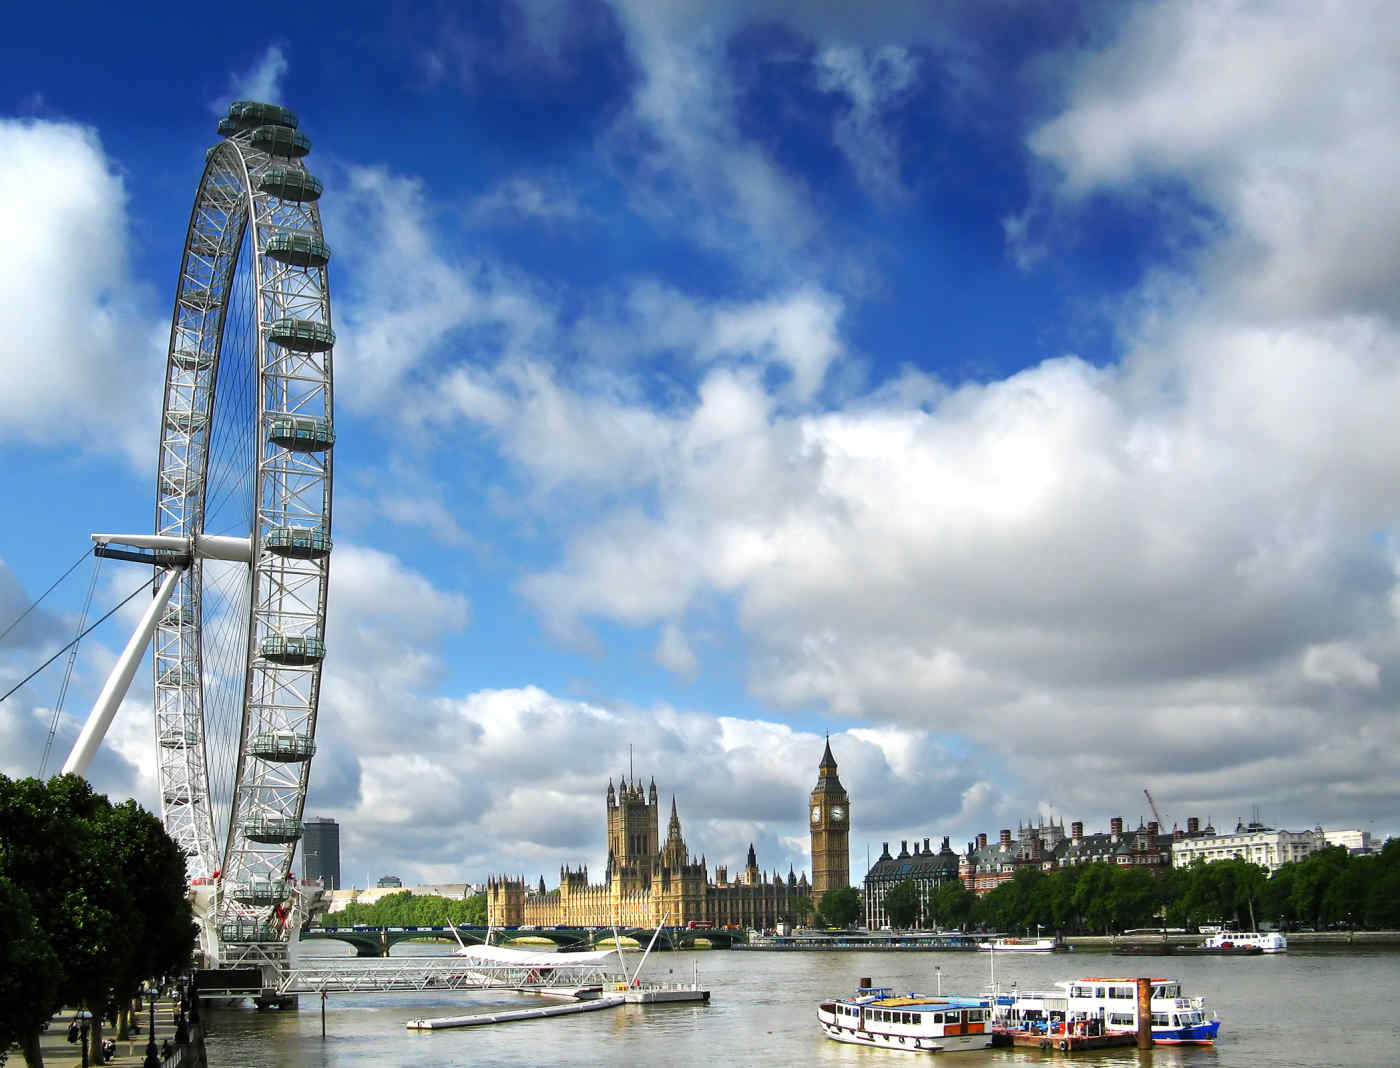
[62,567,182,778]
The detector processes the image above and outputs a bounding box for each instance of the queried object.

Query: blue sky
[3,1,1399,890]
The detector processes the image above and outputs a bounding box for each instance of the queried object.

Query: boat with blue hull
[991,976,1220,1046]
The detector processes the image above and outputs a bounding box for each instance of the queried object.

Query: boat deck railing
[278,956,622,994]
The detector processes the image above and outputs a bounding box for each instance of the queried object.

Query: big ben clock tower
[809,737,850,908]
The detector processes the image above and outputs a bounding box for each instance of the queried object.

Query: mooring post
[321,989,327,1039]
[1136,977,1153,1049]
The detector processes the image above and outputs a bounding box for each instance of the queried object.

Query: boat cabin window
[1152,1013,1170,1027]
[1096,986,1107,998]
[910,1012,921,1023]
[1069,985,1091,997]
[1109,985,1133,999]
[931,1012,943,1023]
[969,1010,985,1022]
[1109,1013,1135,1027]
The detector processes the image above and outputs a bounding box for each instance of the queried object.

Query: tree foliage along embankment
[328,890,487,928]
[901,838,1400,934]
[0,773,196,1068]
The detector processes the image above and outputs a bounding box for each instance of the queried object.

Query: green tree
[928,880,975,931]
[331,891,489,933]
[1363,840,1400,928]
[977,867,1051,934]
[0,775,195,1066]
[818,887,862,928]
[1180,857,1267,929]
[1289,846,1350,928]
[789,894,814,927]
[1071,863,1117,934]
[0,876,61,1068]
[882,880,921,928]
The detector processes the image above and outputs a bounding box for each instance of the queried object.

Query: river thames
[204,942,1398,1066]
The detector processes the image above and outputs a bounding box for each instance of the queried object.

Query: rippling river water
[204,942,1399,1067]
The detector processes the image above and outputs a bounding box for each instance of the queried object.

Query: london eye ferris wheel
[65,99,335,968]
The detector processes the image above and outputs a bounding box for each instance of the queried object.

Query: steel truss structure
[277,957,626,995]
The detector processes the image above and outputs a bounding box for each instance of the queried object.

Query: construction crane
[1144,788,1165,829]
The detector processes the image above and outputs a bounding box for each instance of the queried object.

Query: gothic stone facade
[809,738,850,909]
[487,775,810,930]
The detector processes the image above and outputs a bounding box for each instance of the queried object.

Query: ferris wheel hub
[91,532,253,564]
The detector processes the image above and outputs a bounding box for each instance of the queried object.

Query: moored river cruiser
[1201,930,1286,952]
[817,984,993,1053]
[991,976,1220,1046]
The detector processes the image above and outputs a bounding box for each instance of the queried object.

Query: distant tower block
[302,816,340,890]
[809,738,851,909]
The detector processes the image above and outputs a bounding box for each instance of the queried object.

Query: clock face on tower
[831,806,845,822]
[811,805,822,823]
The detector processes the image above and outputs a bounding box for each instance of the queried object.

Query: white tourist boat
[990,976,1220,1046]
[817,985,993,1053]
[978,936,1057,952]
[1201,930,1286,952]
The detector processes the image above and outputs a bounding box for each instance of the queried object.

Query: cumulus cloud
[322,685,989,886]
[816,44,920,203]
[0,120,160,464]
[469,175,590,227]
[319,164,555,413]
[254,3,1400,859]
[653,622,698,678]
[1022,0,1400,321]
[213,44,289,112]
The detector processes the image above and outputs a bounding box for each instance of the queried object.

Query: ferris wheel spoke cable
[0,577,157,705]
[0,545,93,645]
[37,555,102,778]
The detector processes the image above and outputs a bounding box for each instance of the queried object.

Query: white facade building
[1322,829,1373,853]
[1170,822,1328,872]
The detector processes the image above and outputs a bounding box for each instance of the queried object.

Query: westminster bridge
[299,923,747,956]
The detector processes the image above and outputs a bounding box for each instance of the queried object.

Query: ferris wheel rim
[151,103,334,944]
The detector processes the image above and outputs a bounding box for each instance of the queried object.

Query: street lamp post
[75,1010,92,1068]
[175,979,190,1046]
[143,985,159,1068]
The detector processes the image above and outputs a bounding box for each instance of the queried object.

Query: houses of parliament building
[486,741,851,929]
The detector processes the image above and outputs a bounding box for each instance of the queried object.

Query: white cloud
[816,45,920,203]
[294,1,1400,848]
[320,164,555,413]
[1302,642,1380,691]
[214,45,289,112]
[0,119,160,464]
[654,622,698,677]
[469,175,588,226]
[1024,0,1400,320]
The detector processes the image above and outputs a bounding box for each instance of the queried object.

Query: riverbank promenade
[32,998,202,1068]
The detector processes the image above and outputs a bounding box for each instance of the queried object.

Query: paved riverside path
[32,999,195,1068]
